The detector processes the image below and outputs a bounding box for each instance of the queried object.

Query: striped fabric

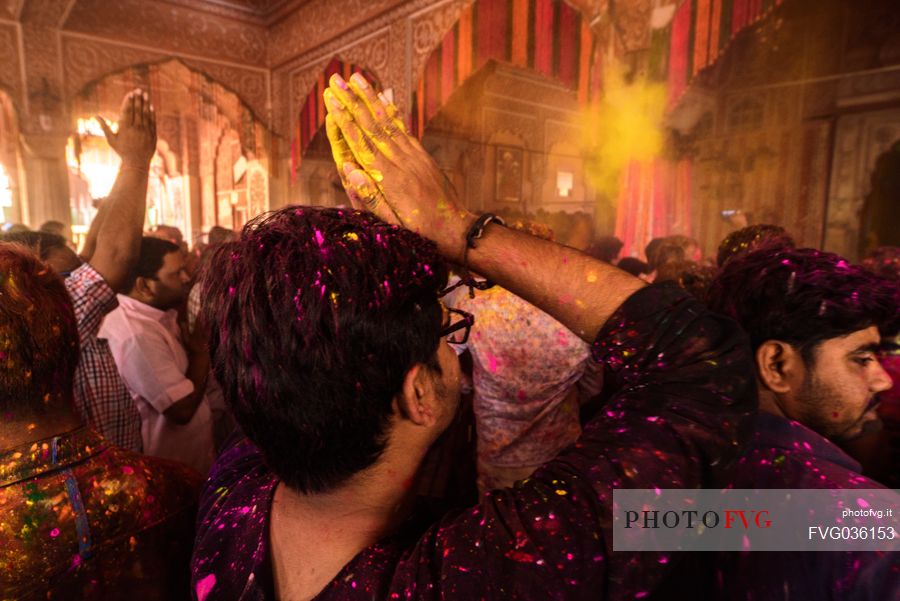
[614,159,693,260]
[664,0,784,107]
[411,0,595,137]
[290,0,786,174]
[618,0,786,258]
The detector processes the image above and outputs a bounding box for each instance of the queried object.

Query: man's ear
[756,340,803,394]
[133,276,154,300]
[395,363,439,427]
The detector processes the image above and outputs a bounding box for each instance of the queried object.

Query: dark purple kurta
[191,283,756,600]
[711,413,900,601]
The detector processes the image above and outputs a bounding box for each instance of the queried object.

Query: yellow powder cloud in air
[579,61,667,201]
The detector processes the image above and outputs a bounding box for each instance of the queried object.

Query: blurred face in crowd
[42,245,82,276]
[143,250,191,310]
[787,326,892,441]
[685,242,702,263]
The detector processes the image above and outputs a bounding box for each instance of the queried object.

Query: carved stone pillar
[19,0,73,227]
[20,133,70,226]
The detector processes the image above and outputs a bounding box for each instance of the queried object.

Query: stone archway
[418,58,594,219]
[69,59,272,238]
[288,59,381,207]
[860,140,900,256]
[825,107,900,261]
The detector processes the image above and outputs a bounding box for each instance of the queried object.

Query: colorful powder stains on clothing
[0,427,201,598]
[447,284,589,486]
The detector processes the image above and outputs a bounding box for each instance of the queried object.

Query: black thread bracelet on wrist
[462,213,505,298]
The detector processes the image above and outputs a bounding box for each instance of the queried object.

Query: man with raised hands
[190,73,754,600]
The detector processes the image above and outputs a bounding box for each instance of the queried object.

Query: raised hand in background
[87,89,157,291]
[97,89,157,168]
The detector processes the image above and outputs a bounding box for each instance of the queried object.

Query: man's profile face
[792,326,893,441]
[147,250,191,310]
[435,339,462,425]
[433,307,463,430]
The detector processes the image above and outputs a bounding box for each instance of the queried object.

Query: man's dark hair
[148,224,185,246]
[716,224,795,267]
[617,257,649,277]
[707,247,900,363]
[0,231,67,262]
[587,236,624,263]
[207,226,235,247]
[201,207,449,494]
[123,236,180,293]
[39,220,66,237]
[644,237,666,270]
[0,243,79,411]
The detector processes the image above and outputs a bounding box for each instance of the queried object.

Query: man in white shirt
[100,236,215,474]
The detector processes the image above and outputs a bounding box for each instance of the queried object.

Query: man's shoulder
[192,435,278,599]
[99,302,166,344]
[195,434,276,528]
[97,300,129,333]
[65,262,105,289]
[202,434,272,502]
[736,413,881,489]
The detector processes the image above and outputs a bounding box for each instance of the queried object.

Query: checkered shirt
[66,263,143,452]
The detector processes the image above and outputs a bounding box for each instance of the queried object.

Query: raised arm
[89,90,157,292]
[78,196,110,263]
[324,74,641,341]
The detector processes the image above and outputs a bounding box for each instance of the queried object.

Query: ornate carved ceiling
[4,0,653,72]
[0,0,314,26]
[0,0,657,137]
[156,0,313,23]
[63,0,268,64]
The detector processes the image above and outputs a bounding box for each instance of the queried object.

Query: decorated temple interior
[0,0,896,259]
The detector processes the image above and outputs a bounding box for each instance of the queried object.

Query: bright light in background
[79,157,120,199]
[76,117,117,137]
[556,171,574,198]
[68,117,122,200]
[68,115,186,236]
[0,163,12,223]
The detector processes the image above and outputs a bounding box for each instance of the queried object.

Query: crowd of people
[0,77,898,600]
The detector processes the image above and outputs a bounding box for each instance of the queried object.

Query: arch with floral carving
[69,59,271,236]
